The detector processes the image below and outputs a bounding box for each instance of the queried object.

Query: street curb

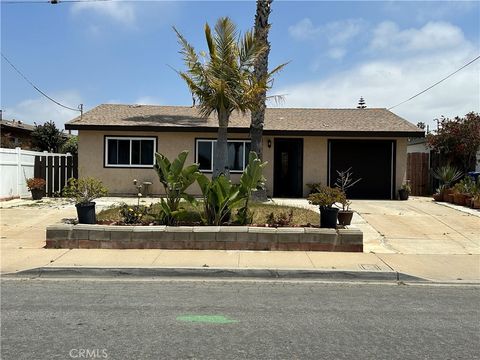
[6,266,427,282]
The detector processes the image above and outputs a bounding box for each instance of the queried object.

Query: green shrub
[154,150,200,225]
[62,177,108,205]
[307,183,323,194]
[196,152,267,226]
[119,204,149,225]
[307,186,345,208]
[236,152,267,225]
[265,210,293,227]
[431,165,463,188]
[197,174,242,225]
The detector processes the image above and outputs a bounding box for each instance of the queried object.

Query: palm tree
[174,17,284,178]
[250,0,273,161]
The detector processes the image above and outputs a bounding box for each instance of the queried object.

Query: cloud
[383,1,477,23]
[370,21,466,54]
[275,21,479,129]
[71,2,136,25]
[4,91,83,130]
[289,18,366,59]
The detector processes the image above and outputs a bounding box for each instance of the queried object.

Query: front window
[105,137,156,167]
[195,139,251,172]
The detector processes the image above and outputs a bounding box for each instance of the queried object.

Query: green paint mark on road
[176,315,239,324]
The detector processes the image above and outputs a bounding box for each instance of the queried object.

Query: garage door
[328,140,395,199]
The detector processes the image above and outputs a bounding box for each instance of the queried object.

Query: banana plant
[237,151,267,224]
[197,174,244,226]
[154,150,200,224]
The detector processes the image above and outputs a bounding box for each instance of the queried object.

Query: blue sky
[1,0,479,130]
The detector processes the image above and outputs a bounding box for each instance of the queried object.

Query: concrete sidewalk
[1,197,479,283]
[2,248,479,283]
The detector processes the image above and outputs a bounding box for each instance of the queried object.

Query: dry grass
[97,201,319,226]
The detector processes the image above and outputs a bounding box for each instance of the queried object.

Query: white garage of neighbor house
[65,104,424,199]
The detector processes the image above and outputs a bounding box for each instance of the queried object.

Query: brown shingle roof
[65,104,423,137]
[0,119,35,132]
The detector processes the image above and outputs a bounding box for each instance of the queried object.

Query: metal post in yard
[16,147,21,197]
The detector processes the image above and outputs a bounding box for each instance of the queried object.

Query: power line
[1,53,81,113]
[388,54,480,110]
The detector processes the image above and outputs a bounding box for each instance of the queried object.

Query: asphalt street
[1,279,479,360]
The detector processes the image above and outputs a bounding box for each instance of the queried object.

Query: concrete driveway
[352,197,479,255]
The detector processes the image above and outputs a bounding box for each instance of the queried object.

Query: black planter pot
[30,188,44,200]
[320,207,339,228]
[76,202,96,224]
[338,211,354,226]
[398,189,409,201]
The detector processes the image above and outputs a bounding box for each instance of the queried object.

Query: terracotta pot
[453,193,467,206]
[464,196,473,208]
[338,211,354,226]
[473,199,480,209]
[432,193,443,201]
[444,193,455,203]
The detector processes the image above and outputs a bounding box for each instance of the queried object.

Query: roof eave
[65,123,424,138]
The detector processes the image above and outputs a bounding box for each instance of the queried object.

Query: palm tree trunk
[250,0,272,161]
[213,109,229,178]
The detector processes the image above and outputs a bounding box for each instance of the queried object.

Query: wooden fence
[34,153,78,197]
[407,152,430,196]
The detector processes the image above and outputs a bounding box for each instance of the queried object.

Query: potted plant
[307,186,345,228]
[62,177,108,224]
[26,178,46,200]
[398,182,411,200]
[432,165,463,203]
[473,194,480,209]
[338,198,354,226]
[432,185,446,201]
[333,168,361,226]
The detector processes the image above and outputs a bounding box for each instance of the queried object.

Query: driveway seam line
[304,252,316,269]
[48,249,72,266]
[372,253,396,272]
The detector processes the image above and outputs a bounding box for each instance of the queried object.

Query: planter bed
[46,224,363,252]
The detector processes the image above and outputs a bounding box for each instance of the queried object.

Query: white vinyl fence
[0,147,72,198]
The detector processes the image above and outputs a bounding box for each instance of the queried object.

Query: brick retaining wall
[46,225,363,252]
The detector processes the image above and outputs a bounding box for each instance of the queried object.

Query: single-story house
[65,104,424,199]
[0,118,35,149]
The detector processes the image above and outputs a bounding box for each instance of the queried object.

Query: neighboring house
[0,118,35,149]
[408,137,480,172]
[407,137,430,154]
[65,104,424,199]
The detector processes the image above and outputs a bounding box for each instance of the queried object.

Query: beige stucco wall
[78,130,408,198]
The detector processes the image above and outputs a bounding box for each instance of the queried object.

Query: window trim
[195,138,251,173]
[104,136,157,168]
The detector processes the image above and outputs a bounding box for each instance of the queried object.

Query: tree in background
[426,112,480,172]
[32,120,66,153]
[174,17,285,178]
[61,135,78,155]
[357,97,367,109]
